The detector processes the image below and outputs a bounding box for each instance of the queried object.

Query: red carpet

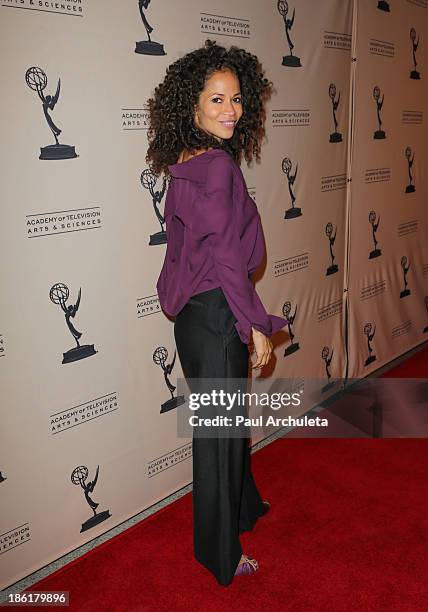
[379,346,428,378]
[25,346,428,611]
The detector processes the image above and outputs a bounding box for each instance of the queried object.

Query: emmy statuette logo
[364,323,377,366]
[135,0,166,55]
[329,84,342,143]
[25,67,78,160]
[325,223,338,276]
[140,169,168,245]
[0,471,6,483]
[50,283,97,364]
[405,147,416,193]
[399,256,411,298]
[282,301,300,357]
[373,86,386,139]
[278,1,301,67]
[423,296,428,333]
[368,211,382,259]
[377,0,390,11]
[282,157,301,218]
[153,346,185,413]
[321,346,335,392]
[410,28,421,80]
[71,465,111,533]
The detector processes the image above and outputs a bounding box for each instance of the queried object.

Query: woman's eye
[211,97,242,104]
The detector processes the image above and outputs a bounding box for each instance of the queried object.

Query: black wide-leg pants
[174,287,267,586]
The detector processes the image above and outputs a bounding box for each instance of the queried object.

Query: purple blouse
[156,148,288,344]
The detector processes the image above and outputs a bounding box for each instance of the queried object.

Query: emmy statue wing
[88,465,100,491]
[170,349,176,369]
[160,177,168,198]
[52,79,61,107]
[75,287,82,312]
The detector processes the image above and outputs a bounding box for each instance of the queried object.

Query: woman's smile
[219,120,237,129]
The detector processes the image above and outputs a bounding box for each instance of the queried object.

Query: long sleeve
[193,155,288,344]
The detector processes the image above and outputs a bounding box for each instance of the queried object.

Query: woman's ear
[194,106,200,127]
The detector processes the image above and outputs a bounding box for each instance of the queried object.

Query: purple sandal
[235,554,259,576]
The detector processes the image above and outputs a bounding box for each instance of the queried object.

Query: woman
[146,39,288,586]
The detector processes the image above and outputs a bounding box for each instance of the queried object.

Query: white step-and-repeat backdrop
[348,0,427,374]
[0,0,426,589]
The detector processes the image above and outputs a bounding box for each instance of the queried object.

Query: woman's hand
[250,327,273,369]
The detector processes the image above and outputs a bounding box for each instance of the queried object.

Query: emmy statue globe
[140,169,168,245]
[282,301,300,357]
[364,323,377,366]
[25,67,78,160]
[329,84,342,143]
[135,0,166,55]
[50,283,97,364]
[153,347,185,413]
[325,222,338,275]
[423,296,428,333]
[373,86,386,139]
[377,0,390,12]
[399,256,411,298]
[405,147,416,193]
[71,466,111,533]
[321,346,335,393]
[278,0,301,67]
[410,28,420,79]
[368,210,382,259]
[282,157,301,218]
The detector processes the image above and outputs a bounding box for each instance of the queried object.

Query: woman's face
[194,68,243,141]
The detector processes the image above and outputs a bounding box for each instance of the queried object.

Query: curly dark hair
[145,39,274,176]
